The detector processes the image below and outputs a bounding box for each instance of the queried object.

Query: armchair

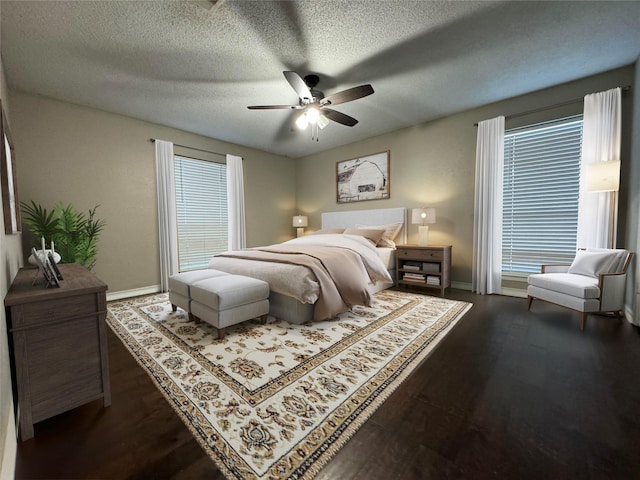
[527,248,633,331]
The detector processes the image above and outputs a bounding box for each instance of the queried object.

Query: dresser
[4,263,110,441]
[396,245,452,295]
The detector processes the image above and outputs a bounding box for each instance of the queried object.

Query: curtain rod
[473,85,631,126]
[149,138,226,157]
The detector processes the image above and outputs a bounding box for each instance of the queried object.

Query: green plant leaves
[20,201,106,270]
[20,201,58,240]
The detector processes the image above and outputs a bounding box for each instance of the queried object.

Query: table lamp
[411,208,436,246]
[292,215,308,237]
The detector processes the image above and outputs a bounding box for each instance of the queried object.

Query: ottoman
[168,269,230,321]
[190,275,270,339]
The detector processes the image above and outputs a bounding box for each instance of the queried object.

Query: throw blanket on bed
[217,237,390,321]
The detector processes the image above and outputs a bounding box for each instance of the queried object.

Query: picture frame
[48,252,64,280]
[31,248,52,286]
[336,150,390,203]
[44,257,60,287]
[1,100,21,234]
[31,248,60,288]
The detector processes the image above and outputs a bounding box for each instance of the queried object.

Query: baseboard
[106,285,161,302]
[450,281,528,299]
[501,287,528,298]
[451,281,472,291]
[0,402,16,480]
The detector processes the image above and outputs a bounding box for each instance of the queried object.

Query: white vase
[28,249,61,266]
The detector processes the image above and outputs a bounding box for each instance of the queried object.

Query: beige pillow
[356,222,403,248]
[343,228,385,246]
[310,228,345,235]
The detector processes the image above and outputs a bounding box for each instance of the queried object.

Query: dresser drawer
[398,248,443,262]
[28,315,103,422]
[12,293,99,329]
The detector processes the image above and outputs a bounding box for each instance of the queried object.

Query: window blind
[502,115,583,274]
[174,155,228,271]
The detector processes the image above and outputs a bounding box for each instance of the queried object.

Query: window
[502,115,583,274]
[174,155,227,271]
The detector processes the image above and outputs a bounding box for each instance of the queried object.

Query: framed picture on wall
[1,100,21,234]
[336,150,390,203]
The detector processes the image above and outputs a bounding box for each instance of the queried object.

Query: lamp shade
[411,208,436,225]
[292,215,308,227]
[585,160,620,192]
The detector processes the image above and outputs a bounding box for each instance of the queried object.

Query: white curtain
[155,140,179,292]
[576,87,621,249]
[226,154,246,250]
[472,116,505,295]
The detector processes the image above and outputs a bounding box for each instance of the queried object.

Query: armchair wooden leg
[614,311,624,323]
[579,312,586,331]
[527,296,534,310]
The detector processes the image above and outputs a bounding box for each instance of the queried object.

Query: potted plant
[21,201,106,270]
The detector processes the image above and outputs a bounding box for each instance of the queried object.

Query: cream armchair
[527,248,633,331]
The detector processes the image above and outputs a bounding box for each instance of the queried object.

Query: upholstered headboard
[321,207,407,245]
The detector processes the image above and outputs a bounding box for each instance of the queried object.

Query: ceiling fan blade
[320,84,374,107]
[321,108,359,127]
[247,105,297,110]
[283,71,312,101]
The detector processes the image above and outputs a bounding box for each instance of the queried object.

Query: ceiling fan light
[295,113,309,130]
[318,113,330,129]
[306,107,320,124]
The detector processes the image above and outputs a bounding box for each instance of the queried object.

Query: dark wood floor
[14,290,640,479]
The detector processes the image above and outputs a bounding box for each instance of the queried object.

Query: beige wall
[295,66,636,289]
[626,59,640,325]
[0,57,21,479]
[8,92,297,295]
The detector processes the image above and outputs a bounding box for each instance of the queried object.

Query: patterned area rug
[107,290,471,480]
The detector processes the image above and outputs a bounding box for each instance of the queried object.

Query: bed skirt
[268,270,395,325]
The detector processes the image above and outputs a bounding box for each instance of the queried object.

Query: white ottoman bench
[190,275,270,339]
[169,269,230,321]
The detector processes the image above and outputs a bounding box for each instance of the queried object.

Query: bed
[207,207,407,324]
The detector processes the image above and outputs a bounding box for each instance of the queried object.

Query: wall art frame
[336,150,390,204]
[1,100,21,234]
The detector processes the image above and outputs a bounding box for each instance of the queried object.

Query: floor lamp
[585,160,620,248]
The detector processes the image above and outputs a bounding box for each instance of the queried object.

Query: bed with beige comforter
[208,234,393,322]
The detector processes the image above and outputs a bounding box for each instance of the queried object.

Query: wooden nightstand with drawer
[396,245,452,295]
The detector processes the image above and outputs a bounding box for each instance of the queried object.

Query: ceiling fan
[247,71,374,140]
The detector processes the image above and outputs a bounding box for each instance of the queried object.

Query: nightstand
[396,245,452,295]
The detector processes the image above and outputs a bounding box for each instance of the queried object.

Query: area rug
[107,290,471,480]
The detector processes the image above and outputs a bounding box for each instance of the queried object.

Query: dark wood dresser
[4,263,110,441]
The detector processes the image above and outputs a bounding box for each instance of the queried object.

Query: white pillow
[582,248,628,272]
[355,222,403,248]
[567,250,619,278]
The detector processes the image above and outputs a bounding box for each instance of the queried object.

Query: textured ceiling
[2,0,640,158]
